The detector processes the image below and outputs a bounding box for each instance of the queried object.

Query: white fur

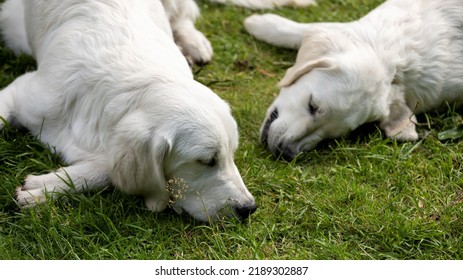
[245,0,463,159]
[210,0,316,9]
[0,0,257,222]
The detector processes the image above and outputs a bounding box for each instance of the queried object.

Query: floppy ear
[279,58,334,87]
[279,24,347,87]
[106,111,171,212]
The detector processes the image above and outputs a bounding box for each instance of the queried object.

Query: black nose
[274,142,297,162]
[234,203,258,220]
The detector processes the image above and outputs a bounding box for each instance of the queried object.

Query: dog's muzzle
[234,203,258,220]
[260,108,298,161]
[274,142,298,162]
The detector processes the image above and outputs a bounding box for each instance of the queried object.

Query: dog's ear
[279,58,334,87]
[106,111,171,212]
[279,25,347,87]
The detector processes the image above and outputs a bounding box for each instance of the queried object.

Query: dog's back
[356,0,463,112]
[0,0,30,54]
[0,0,194,161]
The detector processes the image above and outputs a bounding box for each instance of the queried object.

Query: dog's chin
[273,146,298,161]
[171,203,184,215]
[170,202,236,222]
[170,202,213,222]
[268,141,300,161]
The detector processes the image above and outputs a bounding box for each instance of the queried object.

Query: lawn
[1,0,462,259]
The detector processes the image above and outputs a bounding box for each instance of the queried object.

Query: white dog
[245,0,463,160]
[0,0,258,222]
[209,0,316,9]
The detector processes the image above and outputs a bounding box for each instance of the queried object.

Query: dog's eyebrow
[195,145,218,157]
[197,151,219,166]
[203,149,217,159]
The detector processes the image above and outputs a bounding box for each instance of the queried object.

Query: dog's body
[245,0,463,159]
[0,0,257,221]
[209,0,316,9]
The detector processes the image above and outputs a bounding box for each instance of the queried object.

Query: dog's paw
[383,119,419,141]
[389,129,419,142]
[388,127,419,141]
[16,187,46,207]
[15,174,50,207]
[144,195,168,212]
[175,29,213,65]
[381,101,420,142]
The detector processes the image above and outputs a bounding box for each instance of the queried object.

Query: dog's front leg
[380,100,419,142]
[0,73,34,130]
[162,0,213,65]
[0,85,14,130]
[16,161,110,207]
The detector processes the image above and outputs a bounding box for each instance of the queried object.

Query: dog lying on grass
[209,0,316,9]
[245,0,463,160]
[0,0,258,222]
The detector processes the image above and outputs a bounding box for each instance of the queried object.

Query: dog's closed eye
[197,157,217,167]
[308,96,319,115]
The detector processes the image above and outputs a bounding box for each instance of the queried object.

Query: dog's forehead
[171,119,237,155]
[276,75,315,106]
[165,85,239,156]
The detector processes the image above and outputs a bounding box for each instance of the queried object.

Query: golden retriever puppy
[0,0,257,221]
[245,0,463,160]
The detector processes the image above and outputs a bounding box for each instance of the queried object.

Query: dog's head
[261,24,392,160]
[107,81,256,222]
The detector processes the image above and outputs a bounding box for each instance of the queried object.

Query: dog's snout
[275,142,297,161]
[261,108,279,146]
[234,203,257,220]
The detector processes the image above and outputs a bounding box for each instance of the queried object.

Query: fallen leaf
[257,68,276,77]
[429,213,440,221]
[418,200,425,208]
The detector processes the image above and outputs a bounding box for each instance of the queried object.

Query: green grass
[1,0,463,259]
